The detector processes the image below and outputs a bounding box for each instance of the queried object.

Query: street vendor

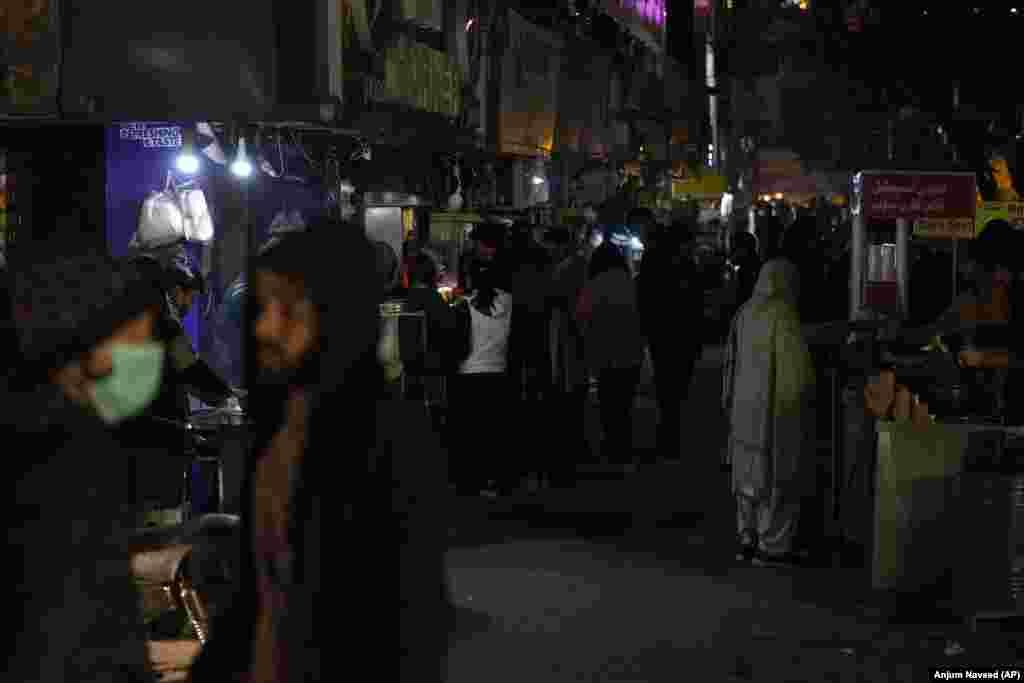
[881,220,1019,347]
[954,220,1024,371]
[127,255,235,421]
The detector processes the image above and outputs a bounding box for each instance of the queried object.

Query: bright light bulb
[231,138,253,178]
[176,154,200,174]
[531,175,545,185]
[231,159,253,178]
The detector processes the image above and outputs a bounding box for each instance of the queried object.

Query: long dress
[723,260,816,551]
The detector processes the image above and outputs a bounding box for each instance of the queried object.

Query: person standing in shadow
[637,222,704,464]
[577,241,645,471]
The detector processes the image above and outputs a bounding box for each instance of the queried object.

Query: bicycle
[123,405,248,646]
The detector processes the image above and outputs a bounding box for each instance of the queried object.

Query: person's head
[782,215,818,263]
[628,207,657,241]
[12,248,165,423]
[731,231,758,261]
[253,218,379,390]
[409,252,438,289]
[471,223,505,263]
[755,215,784,260]
[588,241,630,280]
[754,258,800,304]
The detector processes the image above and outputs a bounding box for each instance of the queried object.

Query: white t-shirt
[460,291,513,375]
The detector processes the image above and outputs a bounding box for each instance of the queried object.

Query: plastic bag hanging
[132,171,186,250]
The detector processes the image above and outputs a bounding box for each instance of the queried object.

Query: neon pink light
[618,0,667,27]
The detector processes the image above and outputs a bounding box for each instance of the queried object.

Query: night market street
[147,348,1022,681]
[442,348,1023,682]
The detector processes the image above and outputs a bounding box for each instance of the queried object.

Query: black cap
[12,243,162,374]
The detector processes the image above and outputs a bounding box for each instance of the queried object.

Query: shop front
[104,122,333,385]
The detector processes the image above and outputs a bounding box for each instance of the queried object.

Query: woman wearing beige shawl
[723,259,816,566]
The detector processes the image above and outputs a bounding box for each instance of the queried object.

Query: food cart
[850,170,977,322]
[844,172,1023,619]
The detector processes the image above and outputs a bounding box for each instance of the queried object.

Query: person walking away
[404,252,455,414]
[955,222,1024,423]
[507,224,555,489]
[723,259,816,567]
[450,256,515,497]
[549,225,598,479]
[755,214,784,262]
[577,242,645,470]
[6,241,164,681]
[637,223,703,464]
[730,232,761,309]
[781,215,828,325]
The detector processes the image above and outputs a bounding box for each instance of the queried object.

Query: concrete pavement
[443,347,1023,681]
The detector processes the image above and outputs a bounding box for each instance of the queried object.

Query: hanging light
[175,127,201,174]
[231,137,253,178]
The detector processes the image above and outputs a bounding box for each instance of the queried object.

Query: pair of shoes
[752,549,807,568]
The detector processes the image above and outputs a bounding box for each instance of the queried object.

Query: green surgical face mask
[89,341,166,425]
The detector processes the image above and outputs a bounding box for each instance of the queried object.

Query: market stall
[839,172,1024,618]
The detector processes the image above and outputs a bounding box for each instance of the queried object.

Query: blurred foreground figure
[6,242,163,681]
[189,218,447,682]
[723,260,816,568]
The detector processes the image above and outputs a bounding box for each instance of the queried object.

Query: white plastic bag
[133,181,185,249]
[131,173,214,250]
[179,187,214,243]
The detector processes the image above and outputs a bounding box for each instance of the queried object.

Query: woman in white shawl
[723,259,816,567]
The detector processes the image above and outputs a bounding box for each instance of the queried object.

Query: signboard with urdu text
[858,171,977,223]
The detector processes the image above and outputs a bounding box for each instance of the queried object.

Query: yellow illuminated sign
[913,217,975,240]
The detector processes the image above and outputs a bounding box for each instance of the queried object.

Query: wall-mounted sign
[1,1,59,114]
[365,44,462,118]
[118,123,184,149]
[498,11,562,157]
[857,171,977,223]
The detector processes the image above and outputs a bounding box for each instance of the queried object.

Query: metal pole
[952,239,959,299]
[850,209,865,319]
[831,364,841,537]
[895,217,909,320]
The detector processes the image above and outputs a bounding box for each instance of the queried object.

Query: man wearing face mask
[5,242,163,681]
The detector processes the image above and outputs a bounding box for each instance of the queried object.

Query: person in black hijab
[189,217,449,681]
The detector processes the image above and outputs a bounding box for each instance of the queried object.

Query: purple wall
[104,122,204,345]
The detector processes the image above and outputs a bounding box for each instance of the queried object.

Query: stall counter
[873,419,1024,592]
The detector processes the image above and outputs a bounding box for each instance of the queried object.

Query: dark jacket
[4,384,152,682]
[636,243,703,351]
[189,226,433,682]
[404,285,456,374]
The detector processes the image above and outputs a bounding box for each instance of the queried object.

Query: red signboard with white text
[858,171,977,221]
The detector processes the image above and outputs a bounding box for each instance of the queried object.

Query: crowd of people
[5,192,1022,679]
[402,210,713,499]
